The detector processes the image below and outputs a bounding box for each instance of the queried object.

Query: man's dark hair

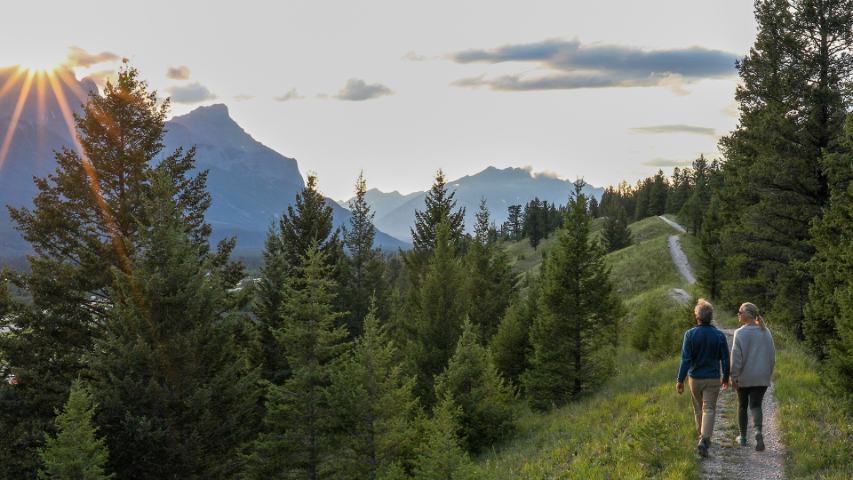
[694,298,714,325]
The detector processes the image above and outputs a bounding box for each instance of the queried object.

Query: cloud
[166,65,191,80]
[402,51,429,61]
[166,82,217,104]
[65,46,121,68]
[449,39,738,93]
[641,158,694,167]
[629,125,716,136]
[274,88,305,102]
[233,94,254,102]
[82,69,117,88]
[334,78,393,101]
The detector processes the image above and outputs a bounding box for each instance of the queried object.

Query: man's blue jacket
[677,324,730,383]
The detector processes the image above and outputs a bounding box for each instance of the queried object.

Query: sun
[17,51,68,73]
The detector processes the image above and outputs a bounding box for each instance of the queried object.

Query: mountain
[163,104,408,252]
[0,69,408,260]
[355,166,604,241]
[0,67,97,257]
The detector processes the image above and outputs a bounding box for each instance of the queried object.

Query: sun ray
[0,68,25,101]
[0,69,35,171]
[57,68,119,141]
[45,70,132,275]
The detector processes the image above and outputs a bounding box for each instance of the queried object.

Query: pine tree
[465,200,517,340]
[601,205,633,253]
[717,0,852,334]
[246,246,350,480]
[490,276,540,388]
[411,395,475,480]
[406,170,466,281]
[37,380,113,480]
[435,320,515,453]
[698,197,725,299]
[505,205,523,241]
[647,170,669,216]
[254,173,345,382]
[326,303,420,479]
[87,173,259,479]
[1,64,235,477]
[342,172,388,338]
[523,181,623,410]
[410,223,468,406]
[805,117,853,392]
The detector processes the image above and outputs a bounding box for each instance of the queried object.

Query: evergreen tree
[601,205,633,253]
[246,246,350,480]
[1,64,235,477]
[435,320,515,453]
[505,205,523,241]
[37,380,113,480]
[523,181,623,410]
[410,223,468,406]
[411,395,475,480]
[326,303,420,479]
[465,200,517,340]
[633,178,651,220]
[522,198,546,249]
[406,170,466,281]
[342,173,388,338]
[490,276,540,388]
[588,197,600,218]
[254,174,345,382]
[717,0,852,334]
[87,173,259,479]
[680,155,712,234]
[698,197,725,299]
[647,170,669,216]
[805,117,853,392]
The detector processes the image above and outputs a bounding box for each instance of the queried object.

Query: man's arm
[720,331,731,384]
[677,330,692,383]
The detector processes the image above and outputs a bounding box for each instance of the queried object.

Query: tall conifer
[523,181,623,410]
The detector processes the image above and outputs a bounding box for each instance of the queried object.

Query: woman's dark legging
[737,386,768,436]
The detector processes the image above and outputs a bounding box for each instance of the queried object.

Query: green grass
[773,338,853,479]
[472,349,698,480]
[630,216,678,244]
[606,235,682,300]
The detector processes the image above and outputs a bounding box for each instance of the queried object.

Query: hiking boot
[697,438,709,458]
[736,435,748,447]
[755,432,765,451]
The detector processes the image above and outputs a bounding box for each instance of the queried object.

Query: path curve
[700,329,786,480]
[657,216,696,285]
[655,215,786,478]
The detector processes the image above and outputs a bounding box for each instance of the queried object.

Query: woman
[730,302,776,451]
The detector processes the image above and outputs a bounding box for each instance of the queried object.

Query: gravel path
[658,215,687,234]
[657,216,696,285]
[657,215,787,478]
[700,328,786,479]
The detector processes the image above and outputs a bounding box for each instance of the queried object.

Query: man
[676,298,730,458]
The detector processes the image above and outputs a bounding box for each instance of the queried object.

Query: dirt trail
[700,329,786,479]
[656,215,786,478]
[657,216,696,285]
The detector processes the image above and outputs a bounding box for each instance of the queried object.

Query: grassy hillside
[475,215,698,478]
[485,214,852,479]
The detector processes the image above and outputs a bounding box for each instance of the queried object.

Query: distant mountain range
[0,69,407,258]
[1,68,603,259]
[348,167,603,241]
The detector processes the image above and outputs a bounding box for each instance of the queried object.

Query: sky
[0,0,757,200]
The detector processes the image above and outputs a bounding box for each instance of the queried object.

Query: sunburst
[0,63,130,274]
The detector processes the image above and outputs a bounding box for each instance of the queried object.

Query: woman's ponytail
[757,315,766,330]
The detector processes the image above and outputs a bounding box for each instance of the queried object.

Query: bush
[630,297,693,360]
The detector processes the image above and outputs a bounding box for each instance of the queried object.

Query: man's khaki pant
[688,377,721,441]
